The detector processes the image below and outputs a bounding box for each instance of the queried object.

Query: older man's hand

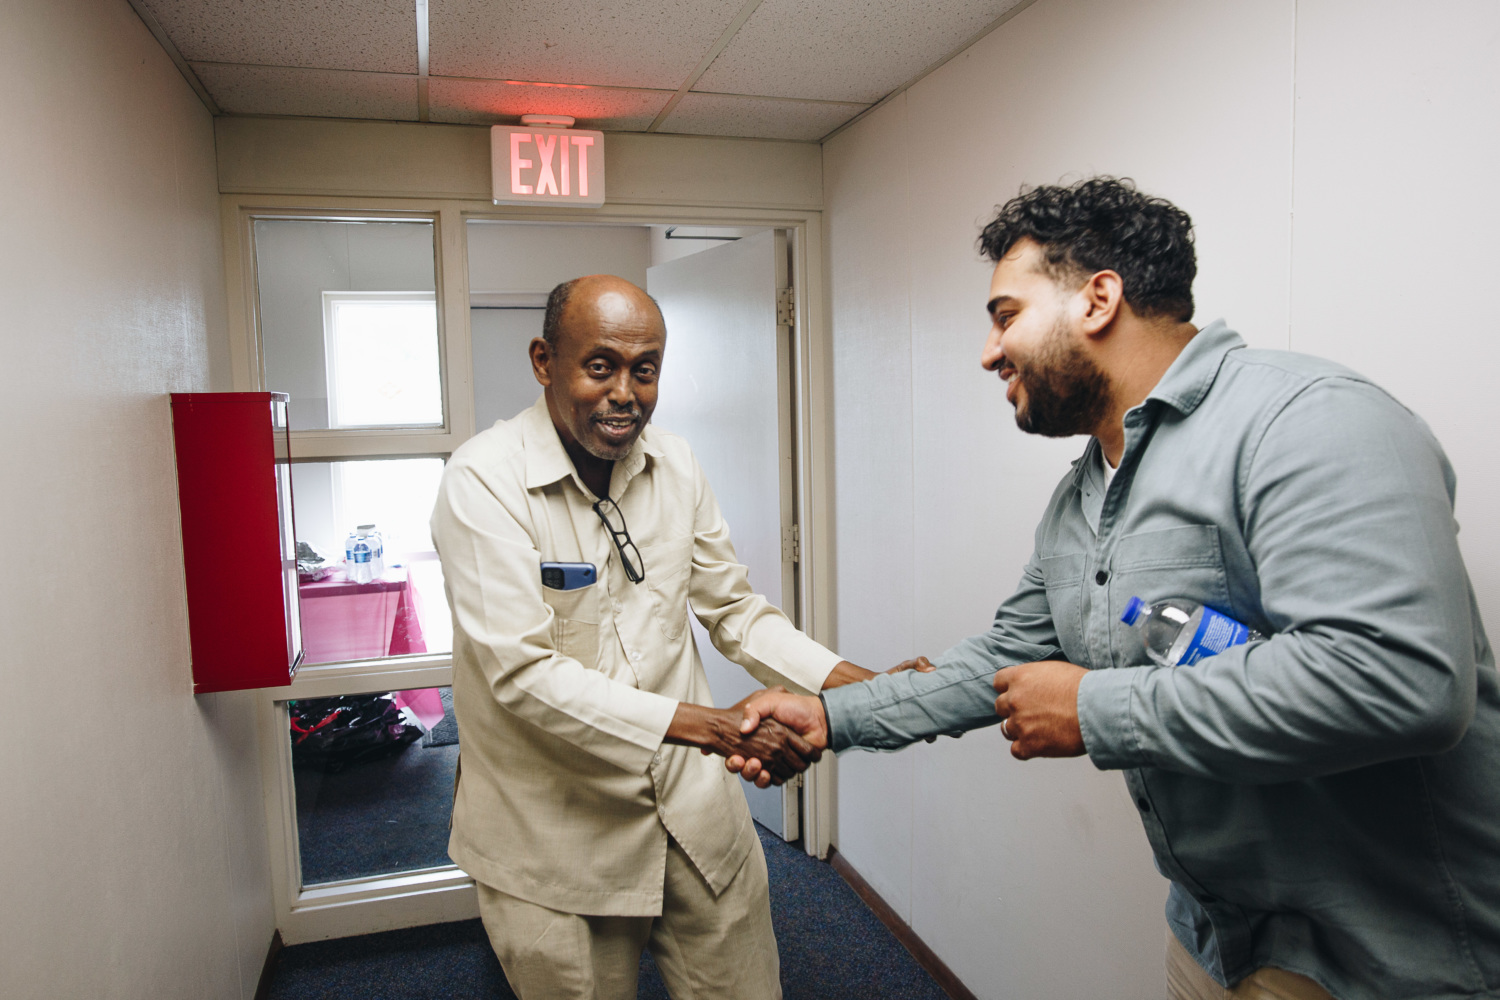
[667,700,820,787]
[992,660,1088,760]
[724,658,939,785]
[720,688,829,787]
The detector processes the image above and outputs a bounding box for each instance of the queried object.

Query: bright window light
[323,292,443,428]
[332,457,446,558]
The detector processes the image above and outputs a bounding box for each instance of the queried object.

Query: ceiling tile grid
[136,0,1031,141]
[658,92,868,142]
[693,0,1025,104]
[192,64,419,120]
[428,0,745,90]
[428,79,671,130]
[138,0,418,73]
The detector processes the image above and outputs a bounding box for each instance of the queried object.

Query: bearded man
[734,178,1500,1000]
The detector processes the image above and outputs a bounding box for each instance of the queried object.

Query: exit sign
[490,126,606,207]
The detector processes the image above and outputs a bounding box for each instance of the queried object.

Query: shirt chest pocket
[543,584,602,666]
[1110,525,1231,663]
[640,535,692,640]
[1040,551,1088,665]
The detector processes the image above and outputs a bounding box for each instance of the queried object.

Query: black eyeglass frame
[592,497,646,584]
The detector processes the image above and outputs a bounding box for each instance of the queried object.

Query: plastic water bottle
[363,525,385,579]
[1120,596,1262,667]
[345,525,381,584]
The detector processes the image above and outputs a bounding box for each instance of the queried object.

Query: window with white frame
[253,217,450,672]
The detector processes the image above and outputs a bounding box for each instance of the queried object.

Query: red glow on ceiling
[503,80,591,89]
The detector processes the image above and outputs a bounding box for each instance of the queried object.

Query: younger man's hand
[726,689,829,787]
[992,660,1087,760]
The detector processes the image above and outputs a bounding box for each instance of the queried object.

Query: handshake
[668,657,938,789]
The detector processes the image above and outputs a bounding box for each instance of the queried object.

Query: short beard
[580,403,644,461]
[1013,316,1111,438]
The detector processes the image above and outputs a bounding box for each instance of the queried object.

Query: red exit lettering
[509,133,596,197]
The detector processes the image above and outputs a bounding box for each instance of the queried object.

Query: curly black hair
[978,177,1196,322]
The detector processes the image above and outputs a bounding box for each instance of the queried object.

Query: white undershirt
[1100,447,1117,490]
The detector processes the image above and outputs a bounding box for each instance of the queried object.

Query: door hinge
[777,287,795,327]
[782,523,801,564]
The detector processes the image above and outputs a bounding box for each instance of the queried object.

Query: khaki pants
[476,837,780,1000]
[1167,929,1332,1000]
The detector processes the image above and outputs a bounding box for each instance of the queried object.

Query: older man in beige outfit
[431,275,907,1000]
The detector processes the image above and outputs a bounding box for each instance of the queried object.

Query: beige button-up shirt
[432,397,841,916]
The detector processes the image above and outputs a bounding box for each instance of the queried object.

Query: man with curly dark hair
[733,178,1500,1000]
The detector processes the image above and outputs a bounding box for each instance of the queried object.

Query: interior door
[647,230,800,839]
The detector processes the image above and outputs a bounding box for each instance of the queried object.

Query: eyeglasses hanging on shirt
[592,497,646,583]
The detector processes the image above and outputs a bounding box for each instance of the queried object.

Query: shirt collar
[521,394,665,495]
[1142,319,1245,417]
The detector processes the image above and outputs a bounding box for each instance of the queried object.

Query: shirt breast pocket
[543,583,602,666]
[1040,551,1087,665]
[1110,525,1231,663]
[641,536,692,640]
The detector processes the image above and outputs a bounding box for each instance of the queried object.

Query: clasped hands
[709,658,1090,786]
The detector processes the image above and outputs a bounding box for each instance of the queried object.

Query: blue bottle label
[1179,607,1251,665]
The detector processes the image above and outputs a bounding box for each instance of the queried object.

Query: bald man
[431,275,908,1000]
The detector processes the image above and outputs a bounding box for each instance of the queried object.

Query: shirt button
[629,650,643,663]
[614,600,624,613]
[1095,570,1110,585]
[1136,796,1151,812]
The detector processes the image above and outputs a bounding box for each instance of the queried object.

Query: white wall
[0,1,271,998]
[823,0,1500,997]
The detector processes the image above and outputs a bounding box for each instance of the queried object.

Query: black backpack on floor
[289,694,421,771]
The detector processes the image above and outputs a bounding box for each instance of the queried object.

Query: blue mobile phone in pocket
[541,562,596,591]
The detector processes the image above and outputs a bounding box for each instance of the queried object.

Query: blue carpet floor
[267,825,950,999]
[293,691,458,885]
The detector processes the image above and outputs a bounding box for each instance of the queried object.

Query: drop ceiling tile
[695,0,1025,104]
[657,93,867,142]
[428,79,670,130]
[137,0,417,73]
[192,64,418,121]
[428,0,744,90]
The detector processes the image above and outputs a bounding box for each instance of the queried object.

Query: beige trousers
[476,837,781,1000]
[1167,929,1333,1000]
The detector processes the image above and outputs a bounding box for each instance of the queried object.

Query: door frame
[222,192,839,943]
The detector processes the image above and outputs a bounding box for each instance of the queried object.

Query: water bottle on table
[1121,596,1262,666]
[344,524,383,585]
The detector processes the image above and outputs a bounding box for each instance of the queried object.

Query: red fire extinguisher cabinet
[171,392,303,692]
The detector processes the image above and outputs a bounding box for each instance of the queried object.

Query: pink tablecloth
[298,567,427,666]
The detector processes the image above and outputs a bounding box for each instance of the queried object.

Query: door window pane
[289,686,458,885]
[470,305,544,431]
[291,458,451,665]
[255,219,441,431]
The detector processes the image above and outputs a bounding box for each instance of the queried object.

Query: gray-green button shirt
[824,321,1500,999]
